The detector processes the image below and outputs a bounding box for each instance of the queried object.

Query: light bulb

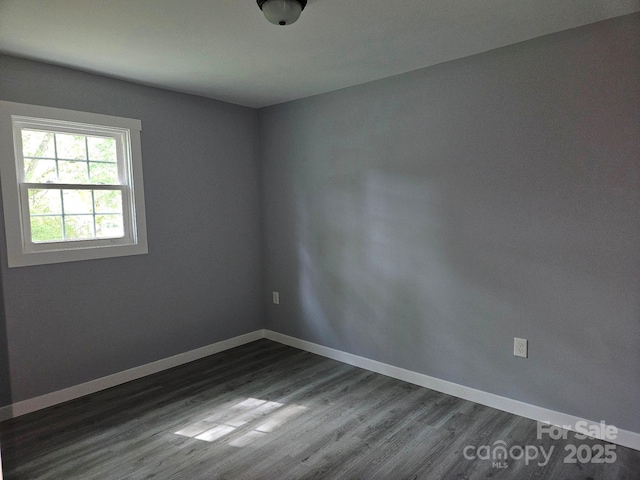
[260,0,303,26]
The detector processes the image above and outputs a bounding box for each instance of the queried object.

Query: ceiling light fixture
[257,0,307,26]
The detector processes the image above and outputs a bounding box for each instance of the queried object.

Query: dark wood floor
[1,340,638,479]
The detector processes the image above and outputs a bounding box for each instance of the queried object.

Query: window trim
[0,101,148,267]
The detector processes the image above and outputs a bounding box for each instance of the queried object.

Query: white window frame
[0,101,148,267]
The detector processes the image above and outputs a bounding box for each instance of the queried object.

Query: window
[0,101,148,267]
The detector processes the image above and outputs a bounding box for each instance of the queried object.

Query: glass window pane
[89,162,119,184]
[31,216,63,242]
[58,160,89,183]
[55,133,86,160]
[62,189,93,214]
[64,215,94,240]
[24,158,57,182]
[28,189,62,215]
[21,130,55,158]
[87,136,116,162]
[93,190,122,214]
[96,215,124,238]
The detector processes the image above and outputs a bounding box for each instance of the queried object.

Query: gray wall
[0,256,9,407]
[259,13,640,433]
[0,55,264,404]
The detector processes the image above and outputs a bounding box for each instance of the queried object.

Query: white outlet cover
[514,337,528,358]
[272,292,279,304]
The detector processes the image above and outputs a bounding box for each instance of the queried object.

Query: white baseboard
[1,328,638,452]
[0,329,265,422]
[264,330,640,452]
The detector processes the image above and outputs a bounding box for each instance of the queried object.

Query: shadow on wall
[290,144,639,422]
[293,167,524,378]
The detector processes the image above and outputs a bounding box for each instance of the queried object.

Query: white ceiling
[0,0,638,108]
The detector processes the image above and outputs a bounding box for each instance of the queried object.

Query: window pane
[21,130,55,158]
[96,215,124,238]
[89,162,119,184]
[87,136,116,162]
[93,190,122,214]
[62,189,93,214]
[56,133,86,160]
[31,216,63,242]
[24,158,57,182]
[64,215,94,240]
[2,103,147,266]
[28,189,62,215]
[58,160,89,183]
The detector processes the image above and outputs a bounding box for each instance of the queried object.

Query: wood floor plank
[1,339,637,479]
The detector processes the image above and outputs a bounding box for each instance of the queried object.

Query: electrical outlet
[272,291,279,304]
[514,337,528,358]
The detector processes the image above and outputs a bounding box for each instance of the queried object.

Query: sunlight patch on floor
[174,398,307,447]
